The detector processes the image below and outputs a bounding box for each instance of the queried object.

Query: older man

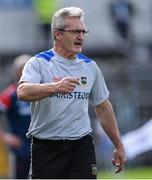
[17,7,126,179]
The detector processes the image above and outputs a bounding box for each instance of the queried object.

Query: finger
[62,77,80,85]
[112,158,120,167]
[112,159,115,166]
[114,157,120,167]
[114,165,122,174]
[62,85,75,93]
[69,82,78,88]
[112,158,122,173]
[67,88,75,92]
[119,154,127,168]
[61,88,75,94]
[68,78,80,85]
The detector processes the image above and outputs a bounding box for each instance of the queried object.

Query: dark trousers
[31,135,97,179]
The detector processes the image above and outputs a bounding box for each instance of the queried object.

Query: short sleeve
[19,57,41,84]
[90,63,109,106]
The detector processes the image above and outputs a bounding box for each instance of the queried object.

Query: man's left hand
[112,147,127,173]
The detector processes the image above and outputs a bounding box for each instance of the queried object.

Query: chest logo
[80,76,87,87]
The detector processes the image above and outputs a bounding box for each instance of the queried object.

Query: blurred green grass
[98,167,152,179]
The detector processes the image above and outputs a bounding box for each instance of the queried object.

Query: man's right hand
[53,77,80,94]
[17,77,80,102]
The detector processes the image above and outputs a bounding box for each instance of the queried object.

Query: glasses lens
[73,29,89,34]
[58,29,89,35]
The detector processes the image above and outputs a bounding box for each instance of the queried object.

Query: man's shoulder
[77,53,93,63]
[34,49,54,62]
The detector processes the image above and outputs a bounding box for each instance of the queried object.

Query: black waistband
[32,134,93,143]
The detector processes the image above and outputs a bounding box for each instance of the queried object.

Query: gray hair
[51,7,85,40]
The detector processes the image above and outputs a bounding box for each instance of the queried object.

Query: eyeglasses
[58,29,89,35]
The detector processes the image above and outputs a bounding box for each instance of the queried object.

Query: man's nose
[77,32,85,39]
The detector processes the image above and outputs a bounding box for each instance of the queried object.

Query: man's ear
[54,31,63,40]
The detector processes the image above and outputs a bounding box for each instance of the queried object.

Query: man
[0,55,31,179]
[17,7,126,179]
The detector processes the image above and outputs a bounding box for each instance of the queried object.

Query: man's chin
[74,47,82,53]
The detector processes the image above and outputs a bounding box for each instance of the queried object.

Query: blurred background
[0,0,152,178]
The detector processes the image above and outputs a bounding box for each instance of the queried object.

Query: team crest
[80,76,87,87]
[91,164,97,176]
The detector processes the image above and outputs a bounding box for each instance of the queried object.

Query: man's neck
[53,46,76,60]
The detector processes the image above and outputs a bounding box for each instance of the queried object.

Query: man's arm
[95,99,127,173]
[17,77,79,102]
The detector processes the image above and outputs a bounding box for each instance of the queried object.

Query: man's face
[58,17,88,55]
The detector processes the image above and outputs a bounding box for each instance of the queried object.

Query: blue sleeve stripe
[77,53,92,63]
[36,50,54,62]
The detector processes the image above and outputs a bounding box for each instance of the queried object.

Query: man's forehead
[64,17,86,28]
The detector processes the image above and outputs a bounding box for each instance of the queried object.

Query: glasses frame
[58,29,89,35]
